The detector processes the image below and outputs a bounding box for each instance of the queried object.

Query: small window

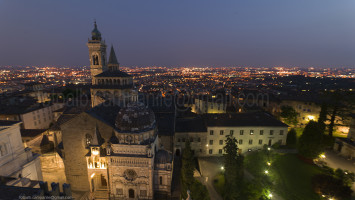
[190,138,194,142]
[210,130,214,135]
[219,140,223,145]
[230,130,234,135]
[239,139,243,144]
[219,149,223,154]
[140,190,147,197]
[260,130,264,135]
[209,140,213,145]
[209,149,213,154]
[249,139,253,145]
[182,138,186,142]
[270,130,274,135]
[220,130,224,135]
[259,139,263,145]
[280,130,284,135]
[197,137,201,142]
[278,139,282,144]
[240,130,244,135]
[178,138,181,142]
[250,130,254,135]
[116,188,123,195]
[199,149,202,152]
[159,176,163,185]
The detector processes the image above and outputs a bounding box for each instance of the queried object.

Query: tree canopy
[223,135,244,199]
[298,121,325,159]
[280,105,298,126]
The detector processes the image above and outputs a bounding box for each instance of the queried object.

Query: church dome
[91,21,101,41]
[155,150,172,164]
[115,102,155,133]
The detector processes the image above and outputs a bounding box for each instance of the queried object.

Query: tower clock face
[124,169,137,181]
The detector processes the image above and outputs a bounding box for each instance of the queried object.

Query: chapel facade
[60,22,173,200]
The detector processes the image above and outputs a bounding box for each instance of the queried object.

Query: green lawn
[213,173,225,197]
[272,154,322,200]
[245,152,323,200]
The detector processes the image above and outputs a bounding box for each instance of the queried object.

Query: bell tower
[87,21,107,83]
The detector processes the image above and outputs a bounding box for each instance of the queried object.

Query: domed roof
[155,150,172,164]
[115,102,155,133]
[91,21,101,41]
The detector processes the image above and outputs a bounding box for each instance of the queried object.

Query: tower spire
[108,45,119,71]
[91,125,104,146]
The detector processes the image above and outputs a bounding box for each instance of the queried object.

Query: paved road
[323,150,355,199]
[198,157,224,200]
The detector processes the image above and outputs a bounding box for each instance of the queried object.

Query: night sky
[0,0,355,67]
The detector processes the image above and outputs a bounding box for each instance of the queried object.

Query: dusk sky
[0,0,355,67]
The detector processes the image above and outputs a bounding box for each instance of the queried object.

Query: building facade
[0,121,42,181]
[60,23,173,200]
[175,113,288,156]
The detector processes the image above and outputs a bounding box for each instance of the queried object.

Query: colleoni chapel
[60,22,173,200]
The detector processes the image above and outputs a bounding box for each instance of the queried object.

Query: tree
[223,135,244,199]
[286,128,297,148]
[181,140,195,199]
[312,174,352,200]
[190,180,210,200]
[334,169,355,187]
[317,103,328,133]
[280,106,298,126]
[298,121,325,159]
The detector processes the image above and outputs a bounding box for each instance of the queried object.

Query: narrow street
[198,157,224,200]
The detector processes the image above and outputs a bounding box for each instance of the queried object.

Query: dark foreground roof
[175,117,207,132]
[0,120,20,126]
[86,102,121,127]
[156,112,175,136]
[95,70,131,78]
[21,129,46,138]
[0,185,42,199]
[203,112,288,127]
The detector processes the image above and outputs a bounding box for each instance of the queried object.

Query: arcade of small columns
[93,77,133,86]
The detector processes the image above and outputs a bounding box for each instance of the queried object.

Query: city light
[221,166,224,170]
[307,115,315,121]
[267,162,271,166]
[92,150,99,156]
[267,147,271,151]
[319,153,326,159]
[264,170,269,174]
[91,173,95,178]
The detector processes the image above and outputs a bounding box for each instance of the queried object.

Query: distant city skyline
[0,0,355,67]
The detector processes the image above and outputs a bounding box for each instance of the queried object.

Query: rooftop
[95,70,131,78]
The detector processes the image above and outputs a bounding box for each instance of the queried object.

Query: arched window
[0,143,8,157]
[92,55,99,65]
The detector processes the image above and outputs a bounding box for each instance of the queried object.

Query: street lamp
[267,162,271,166]
[264,170,269,174]
[268,193,273,199]
[221,166,224,170]
[267,147,271,151]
